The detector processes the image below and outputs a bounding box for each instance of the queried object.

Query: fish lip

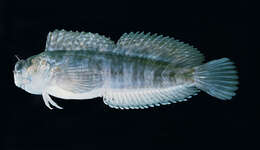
[13,72,23,89]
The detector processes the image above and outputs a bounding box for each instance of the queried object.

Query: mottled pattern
[42,50,197,109]
[46,51,178,90]
[103,54,173,89]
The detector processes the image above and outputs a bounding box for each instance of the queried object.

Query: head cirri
[13,54,51,95]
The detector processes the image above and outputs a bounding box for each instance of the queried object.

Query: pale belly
[47,85,104,100]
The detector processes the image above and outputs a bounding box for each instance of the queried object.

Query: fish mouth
[13,71,23,89]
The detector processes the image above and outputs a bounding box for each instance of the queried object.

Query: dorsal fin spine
[45,29,115,52]
[153,35,163,44]
[131,32,140,44]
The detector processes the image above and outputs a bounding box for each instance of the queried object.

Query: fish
[13,29,239,110]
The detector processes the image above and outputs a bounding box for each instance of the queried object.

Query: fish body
[13,30,239,109]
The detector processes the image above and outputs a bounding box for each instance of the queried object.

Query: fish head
[13,54,51,95]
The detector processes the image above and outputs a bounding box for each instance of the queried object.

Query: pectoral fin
[42,91,63,109]
[56,66,104,94]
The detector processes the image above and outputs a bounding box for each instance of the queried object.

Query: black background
[1,0,257,150]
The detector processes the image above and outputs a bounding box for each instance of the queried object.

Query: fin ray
[55,65,104,93]
[194,58,239,100]
[115,32,204,67]
[103,85,199,109]
[45,29,115,52]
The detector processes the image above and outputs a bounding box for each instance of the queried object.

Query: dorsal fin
[45,30,204,67]
[115,32,205,67]
[45,29,115,52]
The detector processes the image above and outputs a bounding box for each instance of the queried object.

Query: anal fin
[103,85,199,109]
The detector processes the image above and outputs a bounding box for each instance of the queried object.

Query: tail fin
[194,58,239,100]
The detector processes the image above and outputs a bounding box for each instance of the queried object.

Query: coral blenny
[13,30,238,109]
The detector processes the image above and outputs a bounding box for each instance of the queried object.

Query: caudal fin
[194,58,239,100]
